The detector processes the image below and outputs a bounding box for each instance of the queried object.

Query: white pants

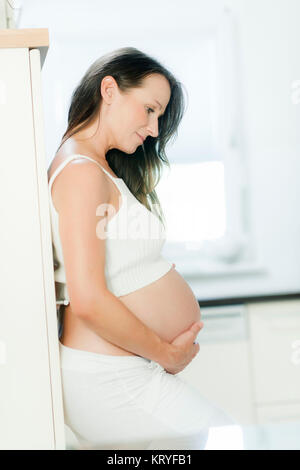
[59,341,236,450]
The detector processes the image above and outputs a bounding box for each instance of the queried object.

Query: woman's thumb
[190,321,204,335]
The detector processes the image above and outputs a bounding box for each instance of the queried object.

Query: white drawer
[248,300,300,404]
[178,305,255,425]
[256,402,300,424]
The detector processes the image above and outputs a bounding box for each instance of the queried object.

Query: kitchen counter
[198,291,300,307]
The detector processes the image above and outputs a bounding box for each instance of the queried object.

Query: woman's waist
[58,340,149,371]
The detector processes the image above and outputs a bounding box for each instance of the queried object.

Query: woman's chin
[117,141,141,154]
[128,144,141,154]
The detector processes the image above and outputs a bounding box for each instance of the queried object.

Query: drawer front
[256,402,300,424]
[248,300,300,404]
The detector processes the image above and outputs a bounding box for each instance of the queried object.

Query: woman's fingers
[192,321,203,345]
[190,321,204,336]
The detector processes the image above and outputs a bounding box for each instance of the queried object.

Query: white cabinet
[178,298,300,427]
[178,305,255,425]
[256,403,300,424]
[0,29,65,449]
[248,299,300,423]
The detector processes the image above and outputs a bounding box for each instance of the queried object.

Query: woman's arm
[75,288,172,363]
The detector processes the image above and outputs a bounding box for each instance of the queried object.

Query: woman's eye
[146,107,155,114]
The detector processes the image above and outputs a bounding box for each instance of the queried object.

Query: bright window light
[156,162,227,243]
[204,424,245,450]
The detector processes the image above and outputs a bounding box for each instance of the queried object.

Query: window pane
[157,162,226,247]
[150,35,220,164]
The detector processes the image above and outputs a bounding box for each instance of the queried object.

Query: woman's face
[103,73,171,153]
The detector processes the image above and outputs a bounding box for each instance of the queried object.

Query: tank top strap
[73,154,122,182]
[48,154,123,193]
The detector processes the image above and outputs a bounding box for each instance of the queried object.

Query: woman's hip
[59,342,236,449]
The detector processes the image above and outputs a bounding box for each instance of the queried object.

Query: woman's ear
[101,76,117,103]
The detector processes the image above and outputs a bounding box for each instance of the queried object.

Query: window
[157,161,226,246]
[152,8,251,275]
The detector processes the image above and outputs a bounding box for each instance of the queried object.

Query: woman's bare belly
[60,266,201,356]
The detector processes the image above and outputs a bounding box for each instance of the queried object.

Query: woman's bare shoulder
[48,141,95,181]
[48,148,111,214]
[48,138,82,177]
[48,152,68,182]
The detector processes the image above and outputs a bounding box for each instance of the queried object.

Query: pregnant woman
[48,47,235,450]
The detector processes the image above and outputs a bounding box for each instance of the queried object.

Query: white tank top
[48,154,173,304]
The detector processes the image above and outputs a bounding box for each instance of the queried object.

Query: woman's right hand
[159,321,204,375]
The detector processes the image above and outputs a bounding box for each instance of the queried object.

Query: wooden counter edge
[0,28,49,48]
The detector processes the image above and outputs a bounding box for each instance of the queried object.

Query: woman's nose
[147,119,159,138]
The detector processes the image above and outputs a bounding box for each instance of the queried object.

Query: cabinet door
[256,403,300,424]
[29,48,66,449]
[178,305,255,425]
[0,47,63,449]
[248,300,300,404]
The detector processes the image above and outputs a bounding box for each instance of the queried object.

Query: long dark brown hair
[53,46,186,337]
